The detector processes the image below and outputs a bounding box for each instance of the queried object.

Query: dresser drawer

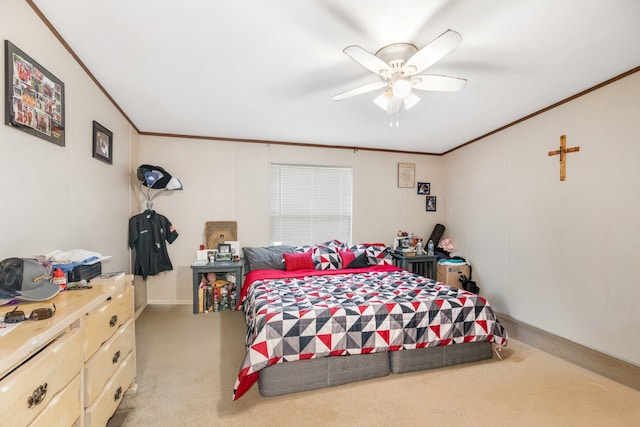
[84,285,134,360]
[0,328,82,426]
[85,317,135,406]
[85,351,136,427]
[29,374,81,427]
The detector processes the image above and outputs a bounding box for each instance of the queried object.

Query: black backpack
[458,264,480,294]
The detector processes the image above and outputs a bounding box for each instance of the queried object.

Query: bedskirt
[258,351,390,397]
[258,342,493,397]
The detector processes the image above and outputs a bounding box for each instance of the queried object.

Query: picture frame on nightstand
[225,240,240,256]
[216,244,232,261]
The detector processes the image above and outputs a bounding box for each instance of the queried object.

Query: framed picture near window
[426,196,437,212]
[417,182,430,195]
[4,40,65,146]
[92,121,113,164]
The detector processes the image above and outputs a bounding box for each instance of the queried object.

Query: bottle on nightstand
[427,240,435,256]
[212,288,220,312]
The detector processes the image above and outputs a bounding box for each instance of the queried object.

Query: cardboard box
[436,263,470,289]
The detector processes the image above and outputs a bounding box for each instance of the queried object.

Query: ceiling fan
[331,29,467,115]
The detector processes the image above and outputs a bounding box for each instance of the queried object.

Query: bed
[233,242,508,400]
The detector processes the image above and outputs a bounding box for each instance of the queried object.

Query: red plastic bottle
[53,268,67,290]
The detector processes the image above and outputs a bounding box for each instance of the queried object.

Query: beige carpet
[116,305,640,427]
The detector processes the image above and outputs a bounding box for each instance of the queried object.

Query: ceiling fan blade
[411,74,467,92]
[343,45,392,77]
[331,81,388,101]
[403,29,462,75]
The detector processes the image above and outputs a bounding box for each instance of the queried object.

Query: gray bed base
[258,342,493,397]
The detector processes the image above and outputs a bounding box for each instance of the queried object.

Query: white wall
[137,138,442,304]
[443,72,640,366]
[0,0,138,273]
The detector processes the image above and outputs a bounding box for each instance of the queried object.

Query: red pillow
[283,252,315,271]
[338,249,356,267]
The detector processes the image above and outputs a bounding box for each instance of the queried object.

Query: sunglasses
[3,303,56,323]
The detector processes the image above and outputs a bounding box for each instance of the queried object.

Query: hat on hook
[144,170,162,188]
[137,164,172,189]
[165,176,183,191]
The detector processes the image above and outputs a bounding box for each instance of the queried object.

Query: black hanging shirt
[128,210,179,279]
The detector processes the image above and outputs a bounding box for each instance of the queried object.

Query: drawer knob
[114,386,122,401]
[109,315,118,327]
[27,383,48,408]
[112,350,121,364]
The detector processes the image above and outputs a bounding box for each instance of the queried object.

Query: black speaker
[68,262,102,282]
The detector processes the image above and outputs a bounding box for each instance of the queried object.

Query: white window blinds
[271,164,352,246]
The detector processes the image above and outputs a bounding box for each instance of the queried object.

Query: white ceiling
[31,0,640,154]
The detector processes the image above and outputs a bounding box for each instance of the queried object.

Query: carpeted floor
[112,305,640,427]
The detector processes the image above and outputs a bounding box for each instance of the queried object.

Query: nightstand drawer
[85,351,136,427]
[84,285,134,360]
[84,317,135,406]
[0,328,82,426]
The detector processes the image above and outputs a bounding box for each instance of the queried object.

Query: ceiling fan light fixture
[391,79,412,99]
[403,93,421,110]
[373,91,390,111]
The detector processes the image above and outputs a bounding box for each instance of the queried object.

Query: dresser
[0,274,136,427]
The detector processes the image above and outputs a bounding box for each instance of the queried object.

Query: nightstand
[191,260,243,314]
[390,252,437,279]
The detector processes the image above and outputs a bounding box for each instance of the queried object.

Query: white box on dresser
[0,274,137,427]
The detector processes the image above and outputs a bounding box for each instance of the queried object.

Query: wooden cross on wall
[548,134,580,181]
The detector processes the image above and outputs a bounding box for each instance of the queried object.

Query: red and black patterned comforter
[233,266,508,399]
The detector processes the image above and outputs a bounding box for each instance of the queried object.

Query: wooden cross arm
[548,147,580,156]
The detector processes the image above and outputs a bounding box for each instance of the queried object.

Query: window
[271,164,352,246]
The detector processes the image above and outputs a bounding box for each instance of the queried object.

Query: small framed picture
[426,196,437,212]
[92,121,113,164]
[216,244,232,261]
[417,182,430,195]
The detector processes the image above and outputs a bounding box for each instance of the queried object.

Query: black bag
[458,263,480,294]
